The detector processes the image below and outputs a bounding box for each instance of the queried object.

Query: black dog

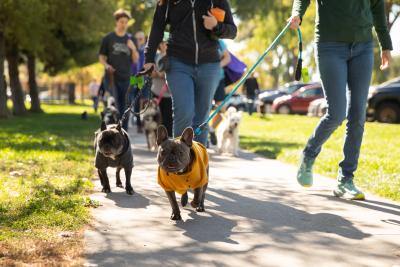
[94,121,134,195]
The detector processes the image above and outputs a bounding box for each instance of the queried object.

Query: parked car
[272,83,324,114]
[256,82,310,115]
[223,93,247,111]
[308,98,327,117]
[367,77,400,123]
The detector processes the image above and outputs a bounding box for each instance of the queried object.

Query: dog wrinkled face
[98,122,125,158]
[156,125,193,173]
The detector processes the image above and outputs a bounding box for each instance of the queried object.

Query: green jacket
[292,0,393,50]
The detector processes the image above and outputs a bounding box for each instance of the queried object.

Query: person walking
[89,79,100,113]
[142,0,237,146]
[243,73,259,116]
[209,39,231,145]
[289,0,392,200]
[99,9,139,130]
[151,33,173,137]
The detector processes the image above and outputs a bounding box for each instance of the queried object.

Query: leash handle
[195,22,299,137]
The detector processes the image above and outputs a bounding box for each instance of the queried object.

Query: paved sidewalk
[85,126,400,267]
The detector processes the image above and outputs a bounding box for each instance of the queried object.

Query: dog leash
[119,66,155,125]
[194,23,303,136]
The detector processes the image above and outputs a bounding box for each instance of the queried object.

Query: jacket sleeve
[145,2,168,64]
[291,0,310,18]
[370,0,393,51]
[212,0,237,39]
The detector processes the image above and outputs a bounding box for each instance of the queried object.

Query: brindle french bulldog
[94,121,134,195]
[156,125,209,221]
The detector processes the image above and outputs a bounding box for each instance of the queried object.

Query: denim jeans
[303,41,374,181]
[166,57,221,145]
[112,78,130,130]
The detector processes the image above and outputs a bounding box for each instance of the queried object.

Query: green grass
[0,104,100,264]
[240,114,400,201]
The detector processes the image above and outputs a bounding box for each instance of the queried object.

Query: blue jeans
[166,57,221,145]
[303,41,374,182]
[104,75,129,130]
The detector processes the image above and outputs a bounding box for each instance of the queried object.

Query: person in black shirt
[99,9,139,130]
[243,73,259,115]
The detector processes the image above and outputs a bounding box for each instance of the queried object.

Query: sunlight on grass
[240,114,400,201]
[0,104,100,264]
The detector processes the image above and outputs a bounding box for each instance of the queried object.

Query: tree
[0,30,8,118]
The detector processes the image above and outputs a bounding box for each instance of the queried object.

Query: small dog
[142,100,162,151]
[217,107,242,156]
[94,121,134,195]
[100,97,120,125]
[156,125,209,221]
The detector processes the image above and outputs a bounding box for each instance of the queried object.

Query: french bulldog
[94,121,134,195]
[156,125,209,221]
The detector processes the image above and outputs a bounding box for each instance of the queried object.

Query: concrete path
[85,126,400,267]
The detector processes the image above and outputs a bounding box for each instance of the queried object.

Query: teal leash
[194,23,303,136]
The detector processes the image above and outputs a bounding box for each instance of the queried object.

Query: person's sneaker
[333,179,365,200]
[296,156,315,187]
[209,131,217,146]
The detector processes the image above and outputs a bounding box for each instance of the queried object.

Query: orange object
[210,7,225,22]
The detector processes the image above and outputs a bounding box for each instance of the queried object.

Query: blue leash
[194,23,303,136]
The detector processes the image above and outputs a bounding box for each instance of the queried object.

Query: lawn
[0,104,100,265]
[240,114,400,202]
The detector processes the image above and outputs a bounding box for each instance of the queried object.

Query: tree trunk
[0,31,9,119]
[27,53,42,113]
[6,44,26,115]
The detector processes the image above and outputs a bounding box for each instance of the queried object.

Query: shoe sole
[333,190,365,201]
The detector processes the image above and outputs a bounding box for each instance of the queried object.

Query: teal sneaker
[296,156,315,187]
[333,179,365,200]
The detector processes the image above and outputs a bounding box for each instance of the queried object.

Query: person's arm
[371,0,393,51]
[292,0,310,18]
[144,3,168,65]
[289,0,310,29]
[99,36,114,72]
[220,48,231,67]
[212,0,237,39]
[370,0,393,70]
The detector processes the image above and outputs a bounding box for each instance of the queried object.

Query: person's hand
[288,15,301,30]
[138,63,155,76]
[105,64,115,73]
[127,39,137,52]
[380,50,392,70]
[203,11,218,30]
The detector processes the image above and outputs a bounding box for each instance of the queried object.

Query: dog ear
[157,125,169,146]
[180,127,194,147]
[116,122,122,132]
[101,121,107,131]
[238,111,243,117]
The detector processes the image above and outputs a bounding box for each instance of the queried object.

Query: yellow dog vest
[158,142,209,195]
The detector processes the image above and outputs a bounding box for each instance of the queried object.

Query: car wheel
[376,102,400,123]
[277,105,291,115]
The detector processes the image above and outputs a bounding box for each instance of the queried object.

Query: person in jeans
[209,39,231,146]
[289,0,392,200]
[243,73,259,116]
[151,33,173,137]
[89,79,100,113]
[143,0,237,146]
[99,9,139,130]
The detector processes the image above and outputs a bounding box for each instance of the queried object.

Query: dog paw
[181,193,188,207]
[116,183,123,188]
[170,212,182,221]
[190,200,199,209]
[125,187,135,195]
[196,206,205,212]
[102,187,111,193]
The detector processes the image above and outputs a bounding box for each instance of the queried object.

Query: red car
[272,83,324,114]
